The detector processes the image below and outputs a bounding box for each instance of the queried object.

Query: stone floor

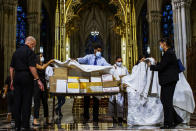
[0,97,196,130]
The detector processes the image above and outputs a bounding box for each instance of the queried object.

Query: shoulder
[165,48,175,55]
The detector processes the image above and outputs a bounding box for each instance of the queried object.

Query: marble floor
[0,97,196,130]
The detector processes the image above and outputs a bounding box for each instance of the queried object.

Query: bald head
[25,36,36,51]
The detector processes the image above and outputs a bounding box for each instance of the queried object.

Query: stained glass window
[85,34,103,55]
[141,7,149,57]
[161,4,174,40]
[16,5,26,48]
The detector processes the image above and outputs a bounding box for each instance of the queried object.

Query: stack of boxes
[49,67,120,93]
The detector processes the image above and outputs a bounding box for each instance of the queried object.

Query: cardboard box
[67,83,80,93]
[56,80,67,93]
[49,76,56,92]
[68,76,79,83]
[87,82,103,93]
[102,74,113,82]
[79,77,90,82]
[103,81,118,88]
[91,71,100,76]
[90,76,102,82]
[68,68,90,77]
[49,76,68,93]
[103,87,119,92]
[54,67,68,77]
[80,82,90,93]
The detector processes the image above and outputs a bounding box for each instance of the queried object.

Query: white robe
[122,58,195,125]
[108,64,129,117]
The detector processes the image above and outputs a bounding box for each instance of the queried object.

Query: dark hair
[94,44,102,49]
[116,56,122,60]
[159,38,173,48]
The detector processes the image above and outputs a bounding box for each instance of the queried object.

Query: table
[50,92,119,122]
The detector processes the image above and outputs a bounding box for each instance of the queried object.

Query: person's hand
[10,80,14,91]
[147,62,151,67]
[140,58,145,62]
[2,94,6,99]
[37,80,44,91]
[49,59,55,63]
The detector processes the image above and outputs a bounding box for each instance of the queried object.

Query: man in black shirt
[10,36,44,130]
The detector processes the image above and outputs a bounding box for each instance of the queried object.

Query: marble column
[172,0,192,73]
[147,0,162,61]
[26,0,41,53]
[0,0,17,85]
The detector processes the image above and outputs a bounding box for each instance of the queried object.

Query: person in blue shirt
[77,45,110,124]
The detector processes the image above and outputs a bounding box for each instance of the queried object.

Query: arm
[150,53,170,72]
[29,66,44,91]
[2,84,8,98]
[9,67,14,91]
[102,58,111,66]
[77,55,89,64]
[36,59,54,70]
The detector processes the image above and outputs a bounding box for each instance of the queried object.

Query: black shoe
[118,117,123,127]
[21,127,34,131]
[83,116,89,124]
[173,119,183,128]
[160,125,173,129]
[93,121,98,126]
[14,127,21,131]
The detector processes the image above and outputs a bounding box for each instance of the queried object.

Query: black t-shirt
[10,45,36,71]
[10,45,36,85]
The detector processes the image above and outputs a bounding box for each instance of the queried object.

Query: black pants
[7,91,14,114]
[83,96,99,122]
[161,81,182,126]
[13,84,33,129]
[33,81,48,118]
[56,96,65,114]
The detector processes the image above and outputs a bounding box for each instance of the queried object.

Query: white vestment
[122,58,195,125]
[108,64,129,117]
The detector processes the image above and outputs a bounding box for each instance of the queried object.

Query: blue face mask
[160,46,163,52]
[96,51,101,58]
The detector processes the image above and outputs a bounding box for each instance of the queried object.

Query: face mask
[40,56,44,62]
[116,62,122,67]
[160,46,163,52]
[96,51,101,58]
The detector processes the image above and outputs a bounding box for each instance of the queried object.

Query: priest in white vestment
[108,57,129,125]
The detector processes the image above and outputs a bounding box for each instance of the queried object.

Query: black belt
[15,69,29,72]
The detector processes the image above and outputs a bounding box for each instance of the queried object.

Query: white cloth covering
[122,58,195,125]
[53,59,112,73]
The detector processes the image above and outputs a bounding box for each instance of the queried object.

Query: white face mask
[116,62,122,67]
[96,51,101,58]
[40,56,44,63]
